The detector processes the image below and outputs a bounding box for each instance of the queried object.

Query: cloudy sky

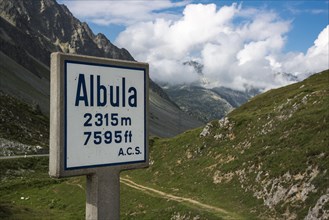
[58,0,329,90]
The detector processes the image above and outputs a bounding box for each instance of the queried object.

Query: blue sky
[220,1,328,53]
[59,0,328,89]
[59,0,328,53]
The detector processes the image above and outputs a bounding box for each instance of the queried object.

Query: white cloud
[116,3,294,90]
[60,0,189,26]
[282,25,329,74]
[152,59,198,84]
[116,3,328,90]
[237,36,284,65]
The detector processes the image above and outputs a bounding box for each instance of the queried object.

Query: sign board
[49,53,149,177]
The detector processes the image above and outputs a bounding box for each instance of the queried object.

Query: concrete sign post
[49,52,149,219]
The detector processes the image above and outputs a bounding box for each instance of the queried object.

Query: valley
[1,70,328,219]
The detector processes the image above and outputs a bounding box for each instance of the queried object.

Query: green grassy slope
[127,70,329,219]
[0,157,220,219]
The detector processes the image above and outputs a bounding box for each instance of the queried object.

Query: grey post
[86,168,120,220]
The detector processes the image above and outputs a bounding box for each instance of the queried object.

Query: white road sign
[65,61,147,169]
[49,53,149,175]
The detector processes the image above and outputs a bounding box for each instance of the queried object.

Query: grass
[0,157,222,219]
[125,135,267,219]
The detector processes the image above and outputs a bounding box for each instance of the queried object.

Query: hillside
[0,0,202,138]
[1,70,327,219]
[128,69,329,219]
[0,91,48,156]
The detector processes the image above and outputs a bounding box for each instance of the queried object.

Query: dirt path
[121,177,237,219]
[0,154,48,159]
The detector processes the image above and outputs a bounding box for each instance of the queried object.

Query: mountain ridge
[0,0,134,68]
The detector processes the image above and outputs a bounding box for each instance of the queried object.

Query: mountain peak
[183,60,204,75]
[0,0,134,64]
[183,60,210,87]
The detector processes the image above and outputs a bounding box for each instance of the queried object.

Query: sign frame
[49,52,149,178]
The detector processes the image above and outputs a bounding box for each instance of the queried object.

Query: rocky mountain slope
[130,69,329,219]
[161,61,258,122]
[0,91,48,156]
[0,0,202,138]
[163,84,234,122]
